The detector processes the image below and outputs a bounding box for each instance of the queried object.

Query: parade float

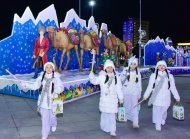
[0,4,102,102]
[144,36,190,74]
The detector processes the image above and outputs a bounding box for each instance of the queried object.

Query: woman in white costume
[21,62,63,139]
[143,60,180,131]
[121,56,142,128]
[89,59,123,136]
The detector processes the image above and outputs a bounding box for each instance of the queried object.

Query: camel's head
[46,26,55,33]
[46,26,55,43]
[125,40,133,52]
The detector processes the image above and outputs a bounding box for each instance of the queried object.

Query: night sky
[0,0,190,45]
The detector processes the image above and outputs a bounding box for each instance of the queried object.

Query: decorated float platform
[0,66,190,104]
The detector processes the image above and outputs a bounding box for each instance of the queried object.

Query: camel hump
[87,30,100,47]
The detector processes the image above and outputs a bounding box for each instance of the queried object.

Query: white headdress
[44,62,55,71]
[104,60,115,70]
[128,56,138,67]
[155,60,167,69]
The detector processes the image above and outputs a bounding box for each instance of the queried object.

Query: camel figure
[101,29,121,67]
[101,29,130,67]
[79,29,100,70]
[46,26,82,72]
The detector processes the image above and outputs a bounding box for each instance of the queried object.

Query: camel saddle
[67,28,79,45]
[116,38,121,46]
[57,28,79,45]
[87,30,100,47]
[109,34,120,46]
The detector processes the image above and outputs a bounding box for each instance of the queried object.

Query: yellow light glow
[177,43,190,46]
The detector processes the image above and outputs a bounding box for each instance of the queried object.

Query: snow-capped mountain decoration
[13,7,35,24]
[88,16,98,34]
[13,4,58,27]
[165,45,176,51]
[60,8,86,28]
[145,36,176,51]
[99,23,108,37]
[36,4,58,27]
[145,36,165,45]
[144,36,177,66]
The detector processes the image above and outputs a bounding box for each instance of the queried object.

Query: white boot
[110,131,116,136]
[133,123,139,128]
[155,124,161,131]
[161,120,165,125]
[42,137,47,139]
[51,126,56,132]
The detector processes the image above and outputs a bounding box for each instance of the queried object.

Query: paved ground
[0,74,190,139]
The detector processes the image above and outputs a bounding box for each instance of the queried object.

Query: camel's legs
[116,47,119,67]
[53,49,58,71]
[74,45,82,71]
[80,49,84,71]
[59,48,66,72]
[96,47,100,70]
[64,50,71,71]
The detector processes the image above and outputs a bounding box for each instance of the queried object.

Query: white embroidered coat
[121,69,142,99]
[23,72,63,109]
[143,71,180,107]
[89,71,124,113]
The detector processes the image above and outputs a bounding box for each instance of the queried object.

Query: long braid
[127,67,130,81]
[165,69,171,89]
[152,69,159,89]
[113,70,117,84]
[41,71,46,82]
[51,71,55,94]
[135,67,138,83]
[104,69,117,84]
[39,71,46,93]
[104,70,109,84]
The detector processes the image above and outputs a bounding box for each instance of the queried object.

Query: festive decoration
[90,48,97,73]
[100,49,109,70]
[144,36,177,66]
[123,19,134,44]
[110,50,116,64]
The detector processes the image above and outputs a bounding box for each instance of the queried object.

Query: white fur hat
[104,59,115,70]
[155,60,167,69]
[128,56,138,67]
[44,62,55,71]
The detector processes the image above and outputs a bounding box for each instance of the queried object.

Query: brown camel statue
[101,29,121,66]
[46,26,82,72]
[79,29,100,70]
